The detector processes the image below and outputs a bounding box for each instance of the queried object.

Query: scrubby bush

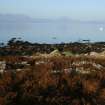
[0,56,105,105]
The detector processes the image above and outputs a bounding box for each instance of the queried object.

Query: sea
[0,22,105,43]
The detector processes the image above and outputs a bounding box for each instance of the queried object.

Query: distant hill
[0,14,32,23]
[0,14,105,24]
[0,14,53,23]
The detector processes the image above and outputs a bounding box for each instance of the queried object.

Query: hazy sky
[0,0,105,20]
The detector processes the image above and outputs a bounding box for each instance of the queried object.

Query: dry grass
[0,56,105,105]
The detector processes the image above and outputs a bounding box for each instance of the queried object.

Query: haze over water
[0,21,105,43]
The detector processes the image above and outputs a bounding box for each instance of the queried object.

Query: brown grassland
[0,56,105,105]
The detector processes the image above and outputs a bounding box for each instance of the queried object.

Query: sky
[0,0,105,21]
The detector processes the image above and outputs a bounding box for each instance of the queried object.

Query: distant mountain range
[0,14,105,24]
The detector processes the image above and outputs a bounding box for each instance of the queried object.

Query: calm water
[0,22,105,43]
